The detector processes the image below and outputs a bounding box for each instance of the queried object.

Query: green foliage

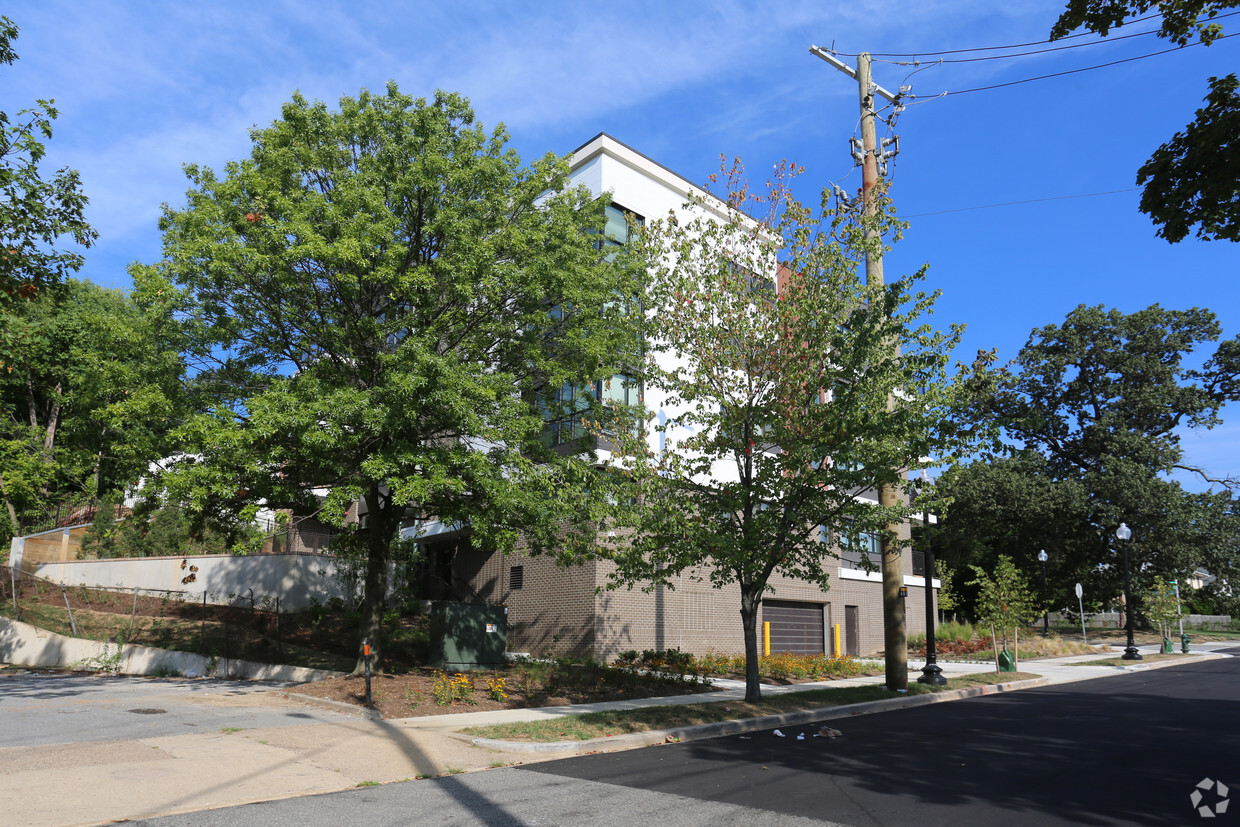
[0,277,186,529]
[79,499,247,558]
[940,305,1240,616]
[1051,1,1240,242]
[1137,75,1240,242]
[937,619,975,644]
[1143,575,1182,638]
[0,16,97,305]
[78,496,123,558]
[1051,0,1236,47]
[969,555,1038,669]
[600,160,980,702]
[935,562,959,613]
[147,86,638,672]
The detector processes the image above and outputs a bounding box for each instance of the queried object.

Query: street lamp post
[1038,549,1049,638]
[1116,522,1141,661]
[917,470,946,686]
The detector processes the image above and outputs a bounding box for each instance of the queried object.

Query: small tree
[969,555,1039,672]
[1144,575,1182,643]
[601,160,975,702]
[935,562,959,620]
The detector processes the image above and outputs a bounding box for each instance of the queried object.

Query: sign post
[1075,583,1086,644]
[363,639,372,707]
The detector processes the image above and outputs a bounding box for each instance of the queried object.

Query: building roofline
[568,132,740,224]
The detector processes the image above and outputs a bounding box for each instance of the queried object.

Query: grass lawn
[460,671,1039,742]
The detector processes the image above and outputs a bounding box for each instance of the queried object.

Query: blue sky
[4,0,1239,488]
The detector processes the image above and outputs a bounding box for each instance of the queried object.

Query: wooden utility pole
[811,46,908,690]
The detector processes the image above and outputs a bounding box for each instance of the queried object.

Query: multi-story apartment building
[409,133,938,660]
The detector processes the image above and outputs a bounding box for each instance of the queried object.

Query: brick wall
[451,517,937,661]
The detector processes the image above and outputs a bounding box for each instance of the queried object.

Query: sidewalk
[2,644,1228,827]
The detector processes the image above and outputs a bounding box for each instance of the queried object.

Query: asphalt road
[130,649,1240,826]
[0,671,350,748]
[525,646,1240,825]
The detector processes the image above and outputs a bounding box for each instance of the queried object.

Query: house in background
[408,133,939,660]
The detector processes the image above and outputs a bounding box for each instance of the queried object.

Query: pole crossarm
[809,46,901,103]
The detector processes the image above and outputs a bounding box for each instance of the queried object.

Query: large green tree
[600,162,975,702]
[1051,1,1240,241]
[938,304,1240,617]
[0,277,185,532]
[0,16,96,302]
[148,86,639,671]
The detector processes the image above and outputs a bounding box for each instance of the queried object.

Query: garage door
[762,600,824,654]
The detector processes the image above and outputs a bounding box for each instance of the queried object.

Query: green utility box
[429,602,508,670]
[997,649,1016,672]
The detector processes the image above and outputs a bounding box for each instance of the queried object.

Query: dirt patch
[286,666,719,720]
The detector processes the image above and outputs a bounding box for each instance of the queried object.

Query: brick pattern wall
[450,519,936,661]
[453,542,601,658]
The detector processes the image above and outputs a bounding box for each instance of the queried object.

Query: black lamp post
[917,470,946,686]
[1038,549,1049,638]
[1117,522,1142,661]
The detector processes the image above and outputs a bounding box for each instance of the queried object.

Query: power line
[899,25,1164,64]
[904,188,1140,218]
[939,35,1234,96]
[823,9,1170,57]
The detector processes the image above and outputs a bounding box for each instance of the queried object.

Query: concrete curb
[279,690,384,720]
[469,676,1051,754]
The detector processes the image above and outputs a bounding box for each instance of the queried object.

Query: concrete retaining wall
[0,617,340,682]
[27,553,354,610]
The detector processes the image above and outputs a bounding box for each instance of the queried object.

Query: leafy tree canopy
[147,85,641,671]
[1137,74,1240,242]
[1051,0,1237,45]
[1051,1,1240,242]
[938,304,1240,615]
[0,277,186,532]
[0,16,96,303]
[600,161,979,702]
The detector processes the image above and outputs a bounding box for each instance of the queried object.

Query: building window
[539,381,593,447]
[824,524,880,572]
[596,203,641,260]
[541,203,645,447]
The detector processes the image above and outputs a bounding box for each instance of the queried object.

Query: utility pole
[810,46,908,691]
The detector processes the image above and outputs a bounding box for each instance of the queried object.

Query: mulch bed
[286,667,720,720]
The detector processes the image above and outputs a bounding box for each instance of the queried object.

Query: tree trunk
[740,583,763,703]
[991,622,1000,673]
[354,483,391,675]
[0,471,19,530]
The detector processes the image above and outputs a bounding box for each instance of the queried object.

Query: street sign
[1075,583,1087,645]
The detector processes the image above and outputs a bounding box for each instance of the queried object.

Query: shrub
[938,620,975,644]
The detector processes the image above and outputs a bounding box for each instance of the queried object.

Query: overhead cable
[829,10,1170,57]
[940,35,1235,96]
[904,188,1140,218]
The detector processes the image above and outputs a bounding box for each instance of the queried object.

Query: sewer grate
[128,708,167,715]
